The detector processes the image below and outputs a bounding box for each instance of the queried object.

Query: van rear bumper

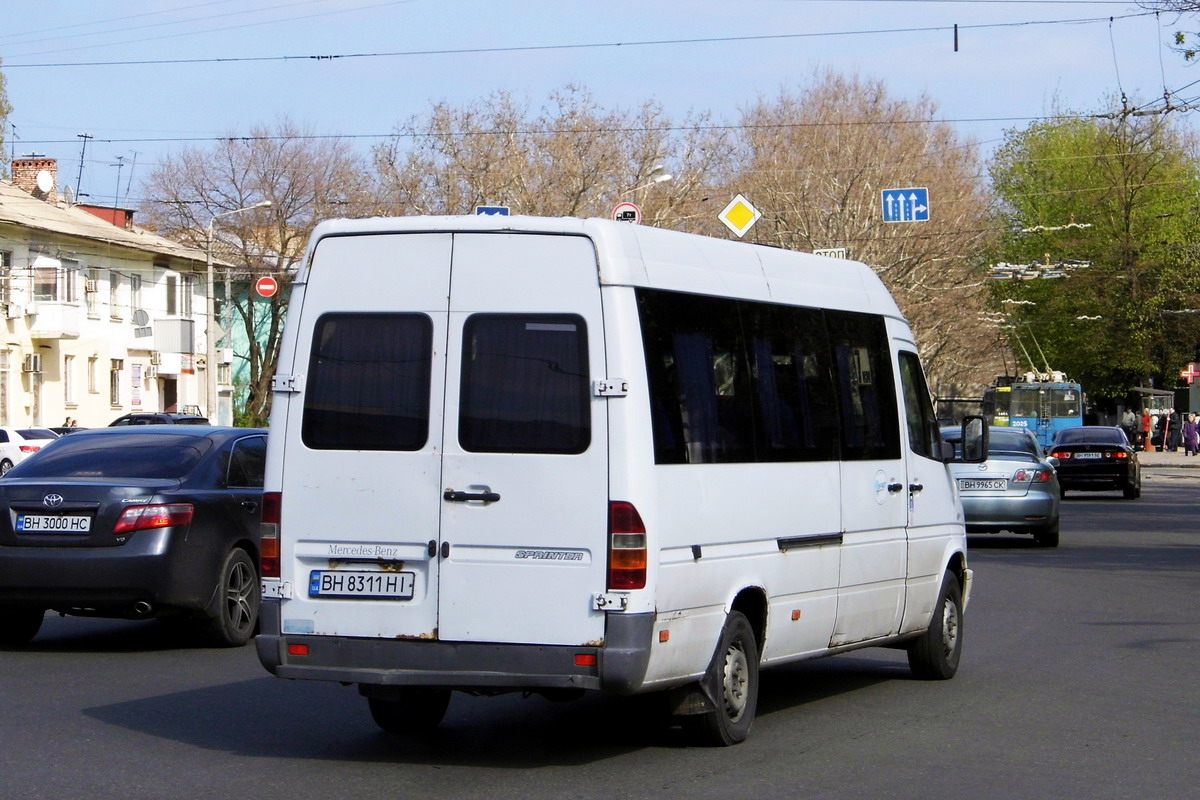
[255,600,654,694]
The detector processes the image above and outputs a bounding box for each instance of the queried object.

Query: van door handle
[909,483,924,493]
[887,482,904,493]
[443,489,501,503]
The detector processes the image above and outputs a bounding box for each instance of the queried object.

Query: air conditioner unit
[85,279,99,293]
[22,353,42,373]
[145,366,158,379]
[150,351,162,365]
[6,303,24,320]
[219,348,233,364]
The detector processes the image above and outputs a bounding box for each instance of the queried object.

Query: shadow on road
[76,646,917,764]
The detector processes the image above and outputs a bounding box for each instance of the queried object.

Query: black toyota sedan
[0,426,267,646]
[1049,425,1141,499]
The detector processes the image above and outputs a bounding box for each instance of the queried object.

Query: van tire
[907,571,963,680]
[368,689,451,733]
[0,606,43,645]
[681,611,759,746]
[204,549,260,647]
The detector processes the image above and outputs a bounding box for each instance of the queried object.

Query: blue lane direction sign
[476,205,510,216]
[881,187,929,223]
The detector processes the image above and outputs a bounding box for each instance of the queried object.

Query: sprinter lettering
[515,550,583,561]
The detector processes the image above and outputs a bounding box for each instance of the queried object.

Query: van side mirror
[957,416,988,463]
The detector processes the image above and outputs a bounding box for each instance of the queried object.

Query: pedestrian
[1185,414,1200,457]
[1142,409,1153,451]
[1121,407,1138,444]
[1169,408,1183,452]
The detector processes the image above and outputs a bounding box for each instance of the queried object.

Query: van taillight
[261,491,281,579]
[608,501,647,590]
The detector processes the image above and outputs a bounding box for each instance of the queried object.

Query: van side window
[826,310,900,461]
[458,314,590,455]
[302,313,433,451]
[898,351,942,460]
[637,289,838,464]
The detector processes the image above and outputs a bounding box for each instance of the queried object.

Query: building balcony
[27,301,83,339]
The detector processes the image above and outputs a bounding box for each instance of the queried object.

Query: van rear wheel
[907,571,963,680]
[368,688,452,733]
[680,610,759,746]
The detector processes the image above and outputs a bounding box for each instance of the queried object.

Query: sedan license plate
[958,478,1007,491]
[15,514,91,534]
[1075,452,1102,459]
[308,570,415,600]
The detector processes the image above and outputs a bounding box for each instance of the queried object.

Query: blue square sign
[475,205,509,216]
[881,188,929,222]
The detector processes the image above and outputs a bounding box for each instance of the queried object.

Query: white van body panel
[258,215,969,717]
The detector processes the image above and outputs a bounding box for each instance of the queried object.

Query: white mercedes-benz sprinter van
[256,215,985,745]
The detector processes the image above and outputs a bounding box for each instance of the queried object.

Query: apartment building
[0,157,225,428]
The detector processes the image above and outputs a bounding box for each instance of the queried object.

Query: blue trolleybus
[984,372,1085,449]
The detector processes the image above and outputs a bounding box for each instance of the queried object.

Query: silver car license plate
[958,478,1006,490]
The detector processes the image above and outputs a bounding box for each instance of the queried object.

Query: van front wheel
[907,571,963,680]
[368,688,451,733]
[681,610,759,746]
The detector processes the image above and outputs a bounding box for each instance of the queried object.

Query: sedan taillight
[113,503,194,535]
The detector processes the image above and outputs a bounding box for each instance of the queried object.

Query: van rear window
[302,313,433,451]
[458,314,590,454]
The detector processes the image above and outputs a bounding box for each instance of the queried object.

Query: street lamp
[205,200,271,423]
[621,164,673,199]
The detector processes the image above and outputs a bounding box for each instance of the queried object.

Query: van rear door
[280,230,608,647]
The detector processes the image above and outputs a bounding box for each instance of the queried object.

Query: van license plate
[308,570,415,600]
[957,479,1006,490]
[16,514,92,533]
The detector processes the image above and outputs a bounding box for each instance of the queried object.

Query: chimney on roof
[11,156,60,204]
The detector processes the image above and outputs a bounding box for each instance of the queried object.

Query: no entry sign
[255,275,279,298]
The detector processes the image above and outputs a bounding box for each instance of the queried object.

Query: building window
[60,259,80,302]
[0,250,11,304]
[34,267,58,301]
[109,271,122,319]
[88,356,99,394]
[166,274,178,315]
[86,267,100,317]
[110,359,123,405]
[130,274,143,316]
[182,274,195,316]
[64,355,76,406]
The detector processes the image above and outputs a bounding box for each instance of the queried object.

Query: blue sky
[2,0,1195,207]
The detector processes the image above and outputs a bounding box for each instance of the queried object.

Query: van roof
[303,216,904,319]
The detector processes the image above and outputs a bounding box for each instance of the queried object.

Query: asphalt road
[2,469,1198,800]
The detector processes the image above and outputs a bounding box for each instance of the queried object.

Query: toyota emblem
[43,493,64,508]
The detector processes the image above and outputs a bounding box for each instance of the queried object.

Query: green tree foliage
[989,108,1200,399]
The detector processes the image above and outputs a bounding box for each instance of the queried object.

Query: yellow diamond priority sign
[718,194,761,238]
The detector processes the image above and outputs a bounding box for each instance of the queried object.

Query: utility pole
[74,132,92,204]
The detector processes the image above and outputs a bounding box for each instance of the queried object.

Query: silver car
[942,426,1062,547]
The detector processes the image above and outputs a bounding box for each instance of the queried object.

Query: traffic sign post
[255,275,279,298]
[717,194,761,238]
[612,202,642,224]
[475,205,509,216]
[881,187,930,223]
